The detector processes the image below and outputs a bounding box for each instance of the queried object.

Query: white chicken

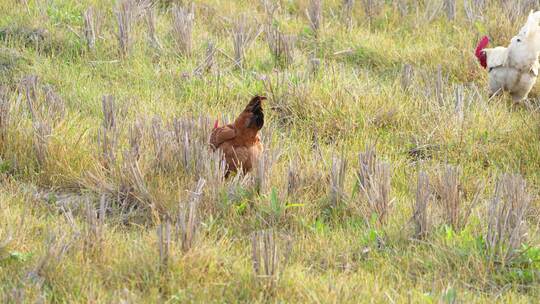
[475,11,540,101]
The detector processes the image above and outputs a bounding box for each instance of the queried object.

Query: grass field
[2,0,540,303]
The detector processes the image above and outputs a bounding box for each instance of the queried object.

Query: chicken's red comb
[475,36,489,69]
[213,119,219,130]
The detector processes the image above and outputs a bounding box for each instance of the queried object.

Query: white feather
[484,47,508,69]
[484,10,540,100]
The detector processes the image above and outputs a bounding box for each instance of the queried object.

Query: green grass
[1,0,540,303]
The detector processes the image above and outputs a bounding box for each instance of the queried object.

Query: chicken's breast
[218,137,263,174]
[510,72,537,101]
[488,66,537,101]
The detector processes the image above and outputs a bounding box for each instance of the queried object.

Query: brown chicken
[209,95,266,176]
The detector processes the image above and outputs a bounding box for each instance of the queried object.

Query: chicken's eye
[517,38,522,42]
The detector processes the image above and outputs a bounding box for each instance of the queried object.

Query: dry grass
[115,0,134,57]
[424,1,445,23]
[329,153,347,209]
[3,0,540,302]
[0,227,12,253]
[432,165,481,231]
[342,0,355,28]
[254,149,271,194]
[171,116,213,177]
[413,171,432,239]
[308,56,321,77]
[176,178,205,252]
[83,7,96,50]
[395,0,408,16]
[251,229,292,287]
[486,174,531,265]
[20,75,65,123]
[356,147,392,225]
[0,86,9,146]
[306,0,322,34]
[501,0,537,23]
[145,6,161,49]
[261,0,280,22]
[171,3,195,56]
[83,195,107,258]
[444,0,456,20]
[464,0,486,23]
[26,230,79,290]
[128,118,144,160]
[157,219,171,271]
[193,41,216,75]
[265,26,295,67]
[97,95,118,168]
[31,121,50,167]
[433,165,462,230]
[286,157,300,197]
[19,75,65,167]
[401,64,414,91]
[361,0,383,23]
[150,116,175,172]
[231,15,259,68]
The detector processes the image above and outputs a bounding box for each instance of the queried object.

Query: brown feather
[209,95,266,175]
